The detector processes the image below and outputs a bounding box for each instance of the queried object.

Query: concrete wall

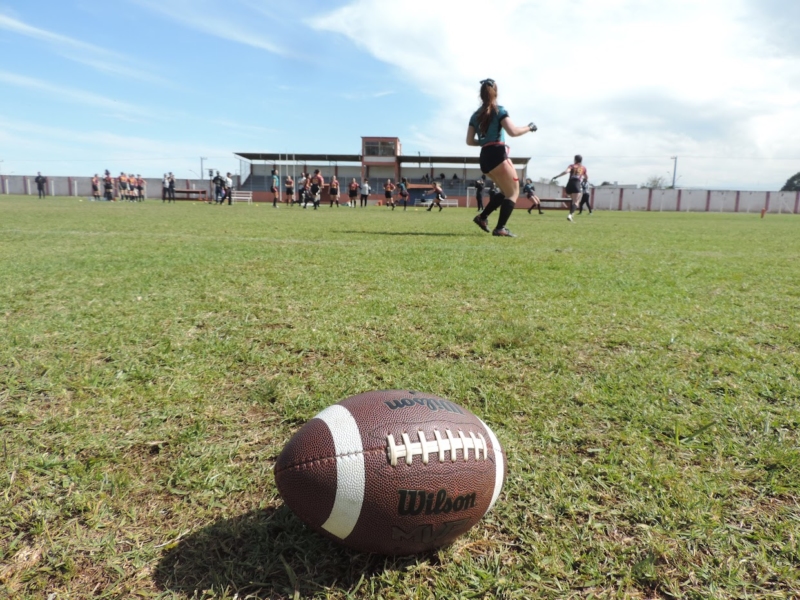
[0,175,218,199]
[2,173,798,213]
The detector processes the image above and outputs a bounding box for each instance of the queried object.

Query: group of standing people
[88,171,145,201]
[211,171,234,205]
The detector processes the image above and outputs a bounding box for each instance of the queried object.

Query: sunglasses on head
[480,78,496,87]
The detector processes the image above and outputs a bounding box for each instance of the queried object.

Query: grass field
[1,195,798,599]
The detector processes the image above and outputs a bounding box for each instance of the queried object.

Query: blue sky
[1,0,799,189]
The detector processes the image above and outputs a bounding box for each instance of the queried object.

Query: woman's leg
[568,192,580,220]
[485,159,520,233]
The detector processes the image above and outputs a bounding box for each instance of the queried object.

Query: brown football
[274,390,506,555]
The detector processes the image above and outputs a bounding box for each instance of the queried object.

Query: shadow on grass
[155,506,439,598]
[338,230,467,237]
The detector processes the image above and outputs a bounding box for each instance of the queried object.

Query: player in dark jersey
[329,176,340,207]
[552,155,587,222]
[468,79,537,237]
[426,182,446,212]
[103,170,114,201]
[91,174,100,200]
[398,177,409,210]
[285,175,294,205]
[348,178,359,208]
[524,178,542,214]
[384,179,396,210]
[309,169,324,210]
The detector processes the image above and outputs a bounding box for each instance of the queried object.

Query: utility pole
[671,156,678,188]
[200,157,208,180]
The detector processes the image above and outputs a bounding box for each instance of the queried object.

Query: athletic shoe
[567,214,573,222]
[492,227,517,237]
[473,215,490,233]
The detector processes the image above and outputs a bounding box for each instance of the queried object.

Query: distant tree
[641,175,667,189]
[780,171,800,192]
[600,181,613,186]
[537,177,553,185]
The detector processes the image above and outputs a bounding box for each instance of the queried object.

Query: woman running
[426,181,446,212]
[552,155,587,222]
[468,78,537,237]
[398,177,409,210]
[524,178,542,214]
[348,178,359,208]
[329,176,340,207]
[384,179,396,210]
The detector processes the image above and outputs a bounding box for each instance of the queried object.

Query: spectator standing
[35,172,48,198]
[360,177,371,208]
[271,168,280,207]
[212,171,223,204]
[225,172,233,205]
[474,175,486,211]
[168,173,176,202]
[329,176,340,207]
[103,170,114,201]
[91,174,101,200]
[162,173,169,202]
[285,175,294,205]
[348,178,359,208]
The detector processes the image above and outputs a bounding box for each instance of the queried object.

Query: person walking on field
[360,177,371,208]
[426,181,447,212]
[348,178,359,208]
[578,178,592,214]
[552,155,587,222]
[398,177,409,210]
[468,78,538,237]
[524,178,542,214]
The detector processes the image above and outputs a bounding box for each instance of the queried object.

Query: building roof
[235,152,530,166]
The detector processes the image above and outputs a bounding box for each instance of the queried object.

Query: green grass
[1,195,798,599]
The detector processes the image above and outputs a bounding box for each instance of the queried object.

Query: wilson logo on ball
[398,489,477,516]
[383,397,465,414]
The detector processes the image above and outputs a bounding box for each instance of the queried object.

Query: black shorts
[479,144,508,174]
[286,187,293,195]
[349,189,358,199]
[310,184,320,196]
[120,182,128,190]
[270,186,278,194]
[566,179,582,194]
[330,188,339,196]
[385,191,393,199]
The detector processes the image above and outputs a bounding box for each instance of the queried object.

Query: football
[274,389,506,555]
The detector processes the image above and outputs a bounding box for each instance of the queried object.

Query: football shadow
[154,506,441,598]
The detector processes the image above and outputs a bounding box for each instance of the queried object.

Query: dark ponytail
[477,80,498,136]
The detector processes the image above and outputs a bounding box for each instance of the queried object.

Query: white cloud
[0,71,154,118]
[130,0,289,56]
[310,0,800,189]
[0,13,171,85]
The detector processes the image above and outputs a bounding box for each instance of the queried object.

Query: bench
[231,190,252,204]
[173,189,208,201]
[530,198,572,210]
